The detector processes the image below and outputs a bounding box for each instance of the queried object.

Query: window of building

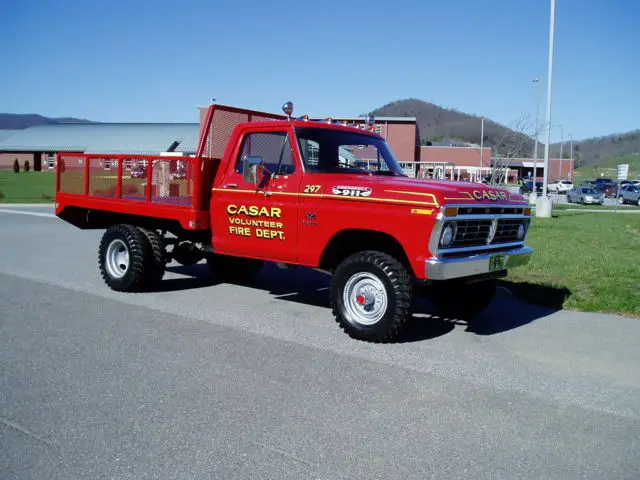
[47,153,55,169]
[235,131,295,175]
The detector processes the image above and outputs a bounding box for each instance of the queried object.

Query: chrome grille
[453,220,492,247]
[450,218,527,248]
[494,219,524,243]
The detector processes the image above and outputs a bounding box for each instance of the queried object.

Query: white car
[547,180,574,194]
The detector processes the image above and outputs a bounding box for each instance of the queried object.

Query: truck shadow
[163,263,562,342]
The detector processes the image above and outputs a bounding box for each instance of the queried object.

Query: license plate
[489,253,507,271]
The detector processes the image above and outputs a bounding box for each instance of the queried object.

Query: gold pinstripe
[383,190,439,205]
[211,188,440,207]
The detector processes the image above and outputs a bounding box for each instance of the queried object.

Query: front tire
[98,224,150,292]
[330,251,412,343]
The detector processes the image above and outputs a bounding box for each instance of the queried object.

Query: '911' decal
[331,185,372,197]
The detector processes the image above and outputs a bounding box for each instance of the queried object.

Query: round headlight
[440,222,456,247]
[517,223,526,240]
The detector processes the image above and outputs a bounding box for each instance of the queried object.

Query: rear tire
[429,279,497,320]
[138,227,166,288]
[330,251,412,343]
[206,254,264,284]
[98,224,150,292]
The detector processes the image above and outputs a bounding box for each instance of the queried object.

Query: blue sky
[2,0,638,141]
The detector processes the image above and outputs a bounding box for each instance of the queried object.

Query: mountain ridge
[370,98,639,166]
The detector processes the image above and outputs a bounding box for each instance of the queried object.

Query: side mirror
[242,155,263,184]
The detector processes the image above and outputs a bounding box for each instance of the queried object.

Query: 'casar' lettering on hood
[472,189,508,201]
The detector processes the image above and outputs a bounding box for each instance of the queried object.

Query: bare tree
[487,113,534,185]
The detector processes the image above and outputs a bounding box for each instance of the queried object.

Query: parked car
[130,166,146,179]
[617,184,640,206]
[171,168,187,180]
[547,180,574,194]
[592,179,617,197]
[593,182,618,197]
[519,180,543,196]
[567,186,604,205]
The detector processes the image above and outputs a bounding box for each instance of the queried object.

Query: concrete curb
[0,203,54,208]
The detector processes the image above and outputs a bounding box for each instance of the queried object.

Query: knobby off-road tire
[138,227,167,288]
[98,224,152,292]
[429,278,497,320]
[330,251,413,343]
[206,253,264,284]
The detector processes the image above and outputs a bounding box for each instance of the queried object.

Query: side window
[234,132,296,175]
[298,139,320,168]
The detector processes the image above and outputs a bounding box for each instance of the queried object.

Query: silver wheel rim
[342,272,388,326]
[106,239,129,279]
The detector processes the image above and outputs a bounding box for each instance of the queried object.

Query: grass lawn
[553,202,640,211]
[0,170,190,203]
[500,211,640,317]
[0,170,56,203]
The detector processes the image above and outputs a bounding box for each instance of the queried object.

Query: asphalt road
[1,206,639,479]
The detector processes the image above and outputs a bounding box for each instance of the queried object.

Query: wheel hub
[105,239,129,279]
[343,272,388,326]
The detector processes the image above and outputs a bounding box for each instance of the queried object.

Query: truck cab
[55,101,534,343]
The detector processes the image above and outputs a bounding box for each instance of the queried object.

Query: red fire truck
[55,102,534,342]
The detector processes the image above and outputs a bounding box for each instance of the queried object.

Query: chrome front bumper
[425,246,534,281]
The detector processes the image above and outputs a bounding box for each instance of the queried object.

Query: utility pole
[480,116,484,182]
[537,0,556,218]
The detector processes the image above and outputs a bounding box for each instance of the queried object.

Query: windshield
[582,188,598,194]
[295,127,407,176]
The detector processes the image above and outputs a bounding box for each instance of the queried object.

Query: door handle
[224,183,238,189]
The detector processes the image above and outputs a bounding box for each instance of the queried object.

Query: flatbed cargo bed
[55,152,216,230]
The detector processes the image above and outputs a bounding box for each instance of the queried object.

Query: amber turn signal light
[444,207,458,217]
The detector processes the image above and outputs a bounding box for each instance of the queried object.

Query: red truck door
[211,127,301,263]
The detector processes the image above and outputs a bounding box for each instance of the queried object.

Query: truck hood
[325,176,527,207]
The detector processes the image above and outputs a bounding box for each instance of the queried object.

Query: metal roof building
[0,130,19,144]
[0,123,201,170]
[0,123,200,154]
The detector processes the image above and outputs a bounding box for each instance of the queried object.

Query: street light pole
[480,116,484,182]
[537,0,556,218]
[569,133,573,158]
[569,133,573,177]
[559,124,563,179]
[532,78,540,181]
